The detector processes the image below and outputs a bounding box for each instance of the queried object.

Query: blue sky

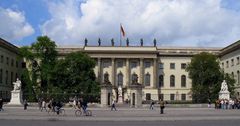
[0,0,240,47]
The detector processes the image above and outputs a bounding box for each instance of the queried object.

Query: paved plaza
[1,106,240,121]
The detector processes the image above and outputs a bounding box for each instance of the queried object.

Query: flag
[120,24,125,37]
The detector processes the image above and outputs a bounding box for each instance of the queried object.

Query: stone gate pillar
[129,84,143,108]
[101,84,112,107]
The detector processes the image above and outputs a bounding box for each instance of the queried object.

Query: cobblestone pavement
[1,107,240,121]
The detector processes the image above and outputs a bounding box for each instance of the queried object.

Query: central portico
[84,46,158,106]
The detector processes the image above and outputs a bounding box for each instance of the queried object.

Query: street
[1,107,240,126]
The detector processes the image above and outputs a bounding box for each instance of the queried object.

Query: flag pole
[120,23,122,46]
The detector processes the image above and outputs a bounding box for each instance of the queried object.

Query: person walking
[0,98,4,111]
[160,99,165,114]
[41,100,47,112]
[149,99,155,110]
[111,100,117,111]
[23,99,28,110]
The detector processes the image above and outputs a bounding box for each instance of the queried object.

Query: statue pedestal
[8,90,23,105]
[219,91,230,100]
[118,96,123,103]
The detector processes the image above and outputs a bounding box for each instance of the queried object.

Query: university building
[0,37,239,104]
[0,38,23,100]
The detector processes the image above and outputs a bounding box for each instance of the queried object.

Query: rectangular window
[15,73,18,80]
[170,94,175,101]
[11,59,14,67]
[117,61,123,67]
[6,57,9,65]
[103,61,110,68]
[237,57,239,65]
[16,61,18,68]
[0,55,3,63]
[181,63,186,69]
[144,74,151,86]
[0,69,2,83]
[181,94,186,101]
[159,63,164,69]
[6,70,8,85]
[231,59,234,66]
[144,61,151,68]
[11,72,13,86]
[170,63,175,69]
[146,93,151,101]
[131,61,137,68]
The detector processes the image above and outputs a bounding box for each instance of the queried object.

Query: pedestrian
[160,99,165,114]
[24,99,28,110]
[0,98,4,111]
[41,99,47,112]
[208,99,211,108]
[149,99,155,110]
[111,100,117,111]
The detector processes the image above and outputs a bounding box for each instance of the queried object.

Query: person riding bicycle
[79,98,88,114]
[55,101,63,115]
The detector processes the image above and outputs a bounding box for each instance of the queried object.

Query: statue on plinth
[8,78,23,105]
[132,73,139,85]
[118,86,123,103]
[219,80,230,100]
[102,72,111,85]
[13,78,21,91]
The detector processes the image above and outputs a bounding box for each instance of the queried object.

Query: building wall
[0,39,22,101]
[158,56,192,101]
[220,48,240,96]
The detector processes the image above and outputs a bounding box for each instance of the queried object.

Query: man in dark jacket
[0,98,3,111]
[160,99,165,114]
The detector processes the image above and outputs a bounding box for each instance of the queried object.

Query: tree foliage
[20,36,58,100]
[49,52,100,102]
[186,52,235,103]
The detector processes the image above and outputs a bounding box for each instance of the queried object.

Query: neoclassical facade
[57,45,221,103]
[1,37,239,103]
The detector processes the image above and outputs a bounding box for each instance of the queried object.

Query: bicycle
[48,106,65,116]
[75,108,92,116]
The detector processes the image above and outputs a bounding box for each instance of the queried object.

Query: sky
[0,0,240,47]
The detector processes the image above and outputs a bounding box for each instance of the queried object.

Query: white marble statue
[13,78,21,91]
[118,86,122,97]
[220,80,228,92]
[219,80,230,100]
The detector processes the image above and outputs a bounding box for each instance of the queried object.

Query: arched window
[144,73,151,86]
[117,72,123,86]
[159,75,164,87]
[181,75,186,87]
[170,75,175,87]
[232,72,234,78]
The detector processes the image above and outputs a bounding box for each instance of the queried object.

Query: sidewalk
[1,106,240,121]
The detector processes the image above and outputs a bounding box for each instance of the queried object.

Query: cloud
[0,7,34,41]
[41,0,240,47]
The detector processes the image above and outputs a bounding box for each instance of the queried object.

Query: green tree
[49,52,100,102]
[186,52,222,103]
[19,36,57,100]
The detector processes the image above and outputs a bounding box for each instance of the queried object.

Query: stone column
[140,58,144,84]
[98,58,102,83]
[153,58,157,88]
[111,58,115,86]
[126,58,130,86]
